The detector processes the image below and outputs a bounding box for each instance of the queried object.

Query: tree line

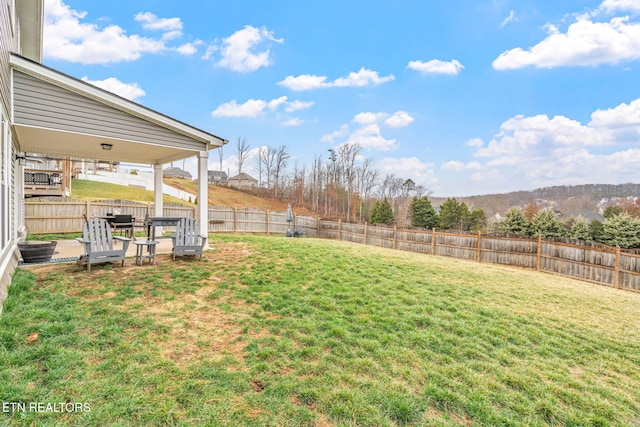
[229,138,640,248]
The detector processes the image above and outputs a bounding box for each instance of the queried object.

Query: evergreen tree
[530,210,566,238]
[408,196,438,229]
[569,216,591,241]
[601,213,640,248]
[603,205,623,219]
[370,198,394,225]
[468,209,488,232]
[438,198,469,231]
[589,219,604,242]
[499,208,531,236]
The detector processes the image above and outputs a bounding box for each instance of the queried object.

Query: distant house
[208,170,228,185]
[228,173,258,189]
[163,167,192,179]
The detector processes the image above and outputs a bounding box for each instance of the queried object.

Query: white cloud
[589,98,640,127]
[281,118,304,127]
[321,125,350,143]
[493,16,640,69]
[407,59,464,75]
[268,96,288,111]
[277,75,329,91]
[323,110,413,151]
[284,100,315,112]
[211,99,268,118]
[471,169,504,183]
[499,10,519,28]
[332,68,395,87]
[278,67,394,91]
[80,76,145,101]
[44,0,192,64]
[353,112,387,125]
[134,12,183,32]
[352,111,414,127]
[441,160,465,171]
[385,110,414,127]
[465,99,640,189]
[598,0,640,14]
[176,42,198,56]
[211,96,314,119]
[345,124,397,151]
[377,157,438,187]
[441,160,483,171]
[210,25,283,72]
[466,137,484,148]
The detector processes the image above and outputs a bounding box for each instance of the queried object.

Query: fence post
[317,218,321,237]
[85,200,90,219]
[364,221,368,245]
[432,228,436,255]
[537,235,542,272]
[233,208,237,233]
[615,245,620,289]
[266,210,270,235]
[393,225,397,250]
[476,231,482,262]
[338,219,342,241]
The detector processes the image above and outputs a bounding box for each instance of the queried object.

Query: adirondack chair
[76,218,131,271]
[171,218,207,260]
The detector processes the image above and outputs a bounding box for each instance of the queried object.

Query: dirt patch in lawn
[27,242,265,367]
[130,285,263,367]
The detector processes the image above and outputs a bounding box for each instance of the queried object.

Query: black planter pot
[18,241,58,263]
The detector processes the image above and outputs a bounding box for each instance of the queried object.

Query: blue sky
[42,0,640,197]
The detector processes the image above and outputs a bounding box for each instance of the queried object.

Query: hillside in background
[432,183,640,218]
[71,179,313,215]
[72,179,640,221]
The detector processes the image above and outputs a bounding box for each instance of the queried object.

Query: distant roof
[208,170,228,177]
[228,173,257,182]
[163,167,192,178]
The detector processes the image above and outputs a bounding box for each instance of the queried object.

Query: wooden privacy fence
[24,198,640,293]
[24,199,319,237]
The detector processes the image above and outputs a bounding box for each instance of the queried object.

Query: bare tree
[356,157,379,221]
[217,145,224,171]
[273,145,290,198]
[236,136,251,175]
[337,143,360,221]
[259,146,276,190]
[256,146,266,186]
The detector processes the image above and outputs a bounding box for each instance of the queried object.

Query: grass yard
[1,234,640,426]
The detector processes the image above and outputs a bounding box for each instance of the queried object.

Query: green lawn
[1,235,640,426]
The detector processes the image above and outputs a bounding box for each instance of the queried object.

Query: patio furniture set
[76,216,207,271]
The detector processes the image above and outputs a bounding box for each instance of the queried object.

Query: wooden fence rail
[24,198,640,293]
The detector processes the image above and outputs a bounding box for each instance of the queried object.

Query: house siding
[0,0,16,118]
[13,71,204,151]
[0,0,22,313]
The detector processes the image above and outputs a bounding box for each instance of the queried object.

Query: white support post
[154,163,163,218]
[197,151,209,238]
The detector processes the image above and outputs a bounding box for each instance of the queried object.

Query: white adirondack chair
[171,218,207,260]
[77,218,131,271]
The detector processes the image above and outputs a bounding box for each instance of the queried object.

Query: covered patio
[10,53,226,238]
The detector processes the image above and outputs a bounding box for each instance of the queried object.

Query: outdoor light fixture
[100,143,113,151]
[14,154,26,166]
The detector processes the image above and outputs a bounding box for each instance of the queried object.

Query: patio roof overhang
[10,53,227,165]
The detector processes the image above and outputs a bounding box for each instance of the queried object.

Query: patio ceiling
[10,53,226,165]
[13,125,204,165]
